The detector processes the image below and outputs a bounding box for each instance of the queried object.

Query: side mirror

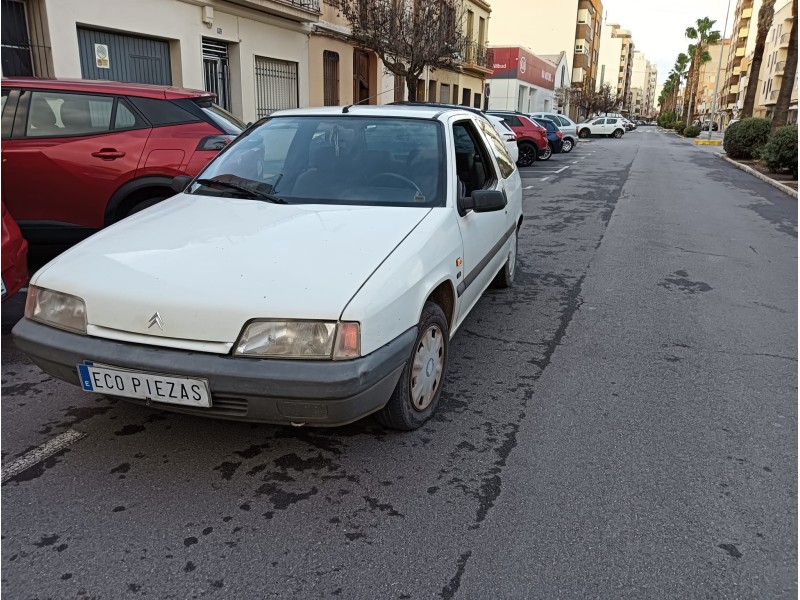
[471,189,507,212]
[171,175,193,194]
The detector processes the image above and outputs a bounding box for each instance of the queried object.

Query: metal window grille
[323,50,339,106]
[254,56,299,118]
[394,74,404,102]
[203,38,231,111]
[1,0,51,77]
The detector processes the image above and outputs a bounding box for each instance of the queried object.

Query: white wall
[487,78,554,113]
[42,0,310,123]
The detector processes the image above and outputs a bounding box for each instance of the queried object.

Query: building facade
[487,0,603,120]
[694,38,731,123]
[753,0,797,121]
[596,23,634,113]
[486,46,557,112]
[1,0,318,122]
[629,50,656,119]
[721,0,764,122]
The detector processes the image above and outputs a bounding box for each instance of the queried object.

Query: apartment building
[693,38,731,123]
[1,0,318,122]
[721,0,764,121]
[629,50,656,119]
[753,0,797,121]
[596,24,634,113]
[488,0,603,120]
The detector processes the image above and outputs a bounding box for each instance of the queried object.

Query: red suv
[486,111,548,167]
[1,78,244,245]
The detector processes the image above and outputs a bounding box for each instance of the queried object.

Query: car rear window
[192,100,245,134]
[128,97,201,126]
[192,116,445,208]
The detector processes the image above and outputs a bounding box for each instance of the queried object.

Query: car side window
[557,116,571,127]
[114,100,140,130]
[592,119,605,125]
[477,118,515,180]
[607,118,618,124]
[26,91,114,137]
[453,120,496,197]
[1,89,12,139]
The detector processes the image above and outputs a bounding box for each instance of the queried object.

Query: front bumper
[12,319,416,426]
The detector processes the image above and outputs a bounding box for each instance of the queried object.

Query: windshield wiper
[195,178,288,204]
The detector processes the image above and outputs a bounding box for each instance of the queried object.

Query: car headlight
[234,320,360,360]
[25,286,87,334]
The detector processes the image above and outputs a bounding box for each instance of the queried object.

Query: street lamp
[708,0,734,140]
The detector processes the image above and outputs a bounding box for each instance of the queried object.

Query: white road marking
[555,166,569,173]
[571,160,580,164]
[540,177,550,182]
[2,429,87,483]
[524,185,535,189]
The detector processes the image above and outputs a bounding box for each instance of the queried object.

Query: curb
[694,139,722,145]
[716,153,798,198]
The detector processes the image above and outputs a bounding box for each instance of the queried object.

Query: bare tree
[771,0,798,131]
[595,83,621,114]
[339,0,466,102]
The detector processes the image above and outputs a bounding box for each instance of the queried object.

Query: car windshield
[192,116,444,207]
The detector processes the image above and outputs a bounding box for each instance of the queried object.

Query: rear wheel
[579,128,591,139]
[613,129,624,139]
[517,142,537,167]
[539,143,552,161]
[562,138,574,153]
[376,302,449,431]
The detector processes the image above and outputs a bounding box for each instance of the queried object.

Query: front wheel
[579,128,591,139]
[613,129,624,139]
[539,143,552,161]
[562,138,574,153]
[491,228,518,289]
[376,302,449,431]
[517,142,537,167]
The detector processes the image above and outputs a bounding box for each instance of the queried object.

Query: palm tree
[771,0,798,131]
[671,53,691,114]
[683,18,722,122]
[741,0,776,117]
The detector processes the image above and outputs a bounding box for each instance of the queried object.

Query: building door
[202,38,231,111]
[77,28,171,85]
[354,49,371,104]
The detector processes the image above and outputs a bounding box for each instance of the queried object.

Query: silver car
[529,112,579,153]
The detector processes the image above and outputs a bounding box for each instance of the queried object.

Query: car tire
[540,143,553,161]
[579,128,591,138]
[491,228,518,289]
[562,138,574,153]
[613,129,624,139]
[517,142,537,167]
[376,301,449,431]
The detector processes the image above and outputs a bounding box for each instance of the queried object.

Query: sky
[603,0,737,85]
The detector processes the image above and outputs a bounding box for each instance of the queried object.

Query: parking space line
[2,429,87,483]
[524,185,535,189]
[555,166,569,173]
[540,177,549,182]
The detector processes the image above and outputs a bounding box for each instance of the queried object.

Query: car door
[591,118,606,134]
[2,89,150,241]
[450,117,511,322]
[605,117,620,134]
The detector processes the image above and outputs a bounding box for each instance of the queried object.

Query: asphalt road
[2,128,796,599]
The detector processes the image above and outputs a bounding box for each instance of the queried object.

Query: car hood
[34,194,431,346]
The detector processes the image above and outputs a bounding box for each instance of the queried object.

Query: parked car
[578,117,626,139]
[486,111,548,166]
[388,102,520,167]
[529,112,579,153]
[701,120,719,131]
[531,117,564,159]
[621,118,636,131]
[1,77,245,245]
[485,113,519,163]
[13,104,523,432]
[2,201,28,301]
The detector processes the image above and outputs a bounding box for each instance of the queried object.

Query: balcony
[462,41,491,74]
[775,60,786,74]
[738,27,749,38]
[780,32,791,47]
[767,89,779,104]
[729,84,739,94]
[229,0,320,21]
[741,7,752,18]
[736,46,746,57]
[576,23,593,42]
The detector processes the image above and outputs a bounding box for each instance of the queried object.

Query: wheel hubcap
[542,147,551,159]
[563,140,572,152]
[410,325,444,411]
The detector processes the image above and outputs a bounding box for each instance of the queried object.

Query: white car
[578,117,626,139]
[529,112,579,153]
[13,105,523,431]
[485,113,519,163]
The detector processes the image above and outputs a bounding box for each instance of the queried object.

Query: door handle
[91,149,126,160]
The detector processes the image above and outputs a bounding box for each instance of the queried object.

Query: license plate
[76,361,211,408]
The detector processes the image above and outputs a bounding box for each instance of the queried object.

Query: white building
[486,46,559,113]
